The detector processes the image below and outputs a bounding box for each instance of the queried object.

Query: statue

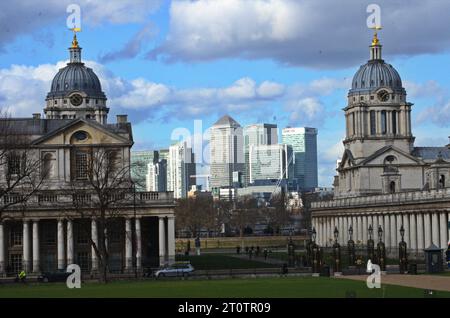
[376,226,386,271]
[399,225,408,273]
[348,225,356,266]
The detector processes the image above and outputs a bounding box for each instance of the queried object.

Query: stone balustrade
[311,188,450,209]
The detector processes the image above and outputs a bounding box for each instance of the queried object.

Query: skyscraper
[282,127,318,189]
[167,141,196,199]
[146,158,167,192]
[131,150,159,191]
[249,144,293,184]
[210,115,244,193]
[243,123,278,186]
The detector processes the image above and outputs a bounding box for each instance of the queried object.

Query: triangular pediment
[358,146,424,166]
[338,149,355,170]
[32,119,131,146]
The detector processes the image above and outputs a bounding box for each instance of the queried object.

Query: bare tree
[0,112,46,221]
[267,190,292,235]
[231,195,259,246]
[175,196,216,238]
[67,145,134,283]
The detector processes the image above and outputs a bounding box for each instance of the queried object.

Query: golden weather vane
[70,27,81,48]
[370,26,382,46]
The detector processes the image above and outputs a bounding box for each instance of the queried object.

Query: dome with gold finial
[350,29,404,95]
[47,33,105,100]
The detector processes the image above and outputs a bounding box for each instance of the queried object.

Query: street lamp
[368,224,373,240]
[378,225,383,242]
[400,225,405,242]
[348,225,353,240]
[312,227,317,243]
[334,226,339,243]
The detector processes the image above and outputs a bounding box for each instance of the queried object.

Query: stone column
[32,220,40,273]
[403,213,410,247]
[125,218,133,271]
[66,220,74,265]
[396,214,402,243]
[23,220,31,272]
[448,212,450,246]
[135,218,142,270]
[424,213,432,248]
[57,219,65,270]
[362,215,368,243]
[357,215,363,242]
[0,222,4,275]
[409,214,417,251]
[431,212,439,246]
[159,217,167,266]
[416,213,424,250]
[342,216,348,245]
[390,214,397,248]
[339,216,345,246]
[439,212,447,249]
[384,214,390,248]
[373,215,379,241]
[91,219,98,272]
[352,215,357,242]
[167,217,175,264]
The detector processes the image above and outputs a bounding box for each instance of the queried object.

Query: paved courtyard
[338,274,450,292]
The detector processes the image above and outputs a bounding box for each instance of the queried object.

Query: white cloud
[0,57,348,126]
[0,1,162,51]
[150,0,450,69]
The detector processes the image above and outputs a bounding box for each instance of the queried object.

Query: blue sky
[1,0,450,187]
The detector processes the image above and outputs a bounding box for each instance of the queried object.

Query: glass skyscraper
[243,123,278,186]
[281,127,318,190]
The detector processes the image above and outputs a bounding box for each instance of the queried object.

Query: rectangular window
[8,154,21,175]
[370,111,376,135]
[10,226,22,246]
[381,110,387,135]
[77,252,89,272]
[9,254,22,274]
[75,152,88,179]
[351,113,356,135]
[392,111,397,135]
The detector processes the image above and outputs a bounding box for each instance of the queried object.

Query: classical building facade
[312,32,450,256]
[0,34,176,276]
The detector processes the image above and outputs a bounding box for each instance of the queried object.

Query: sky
[1,0,450,187]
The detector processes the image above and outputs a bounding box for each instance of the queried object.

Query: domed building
[0,34,175,277]
[312,31,450,257]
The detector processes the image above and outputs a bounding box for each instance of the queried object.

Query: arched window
[392,111,397,135]
[389,181,396,193]
[439,174,445,189]
[42,152,56,179]
[381,110,387,134]
[370,111,376,135]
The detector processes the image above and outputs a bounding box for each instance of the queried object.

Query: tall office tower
[167,141,196,199]
[146,158,167,192]
[243,123,278,186]
[249,144,293,183]
[210,115,245,193]
[131,150,159,191]
[281,127,318,189]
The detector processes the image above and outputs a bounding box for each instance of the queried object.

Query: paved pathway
[228,254,286,265]
[338,274,450,292]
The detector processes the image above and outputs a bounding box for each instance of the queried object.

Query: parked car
[38,270,71,283]
[154,262,195,278]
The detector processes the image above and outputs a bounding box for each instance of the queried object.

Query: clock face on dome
[70,94,83,106]
[377,90,390,102]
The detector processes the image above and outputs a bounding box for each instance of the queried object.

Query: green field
[175,254,278,269]
[1,277,449,298]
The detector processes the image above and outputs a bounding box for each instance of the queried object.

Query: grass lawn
[0,277,449,298]
[175,254,278,269]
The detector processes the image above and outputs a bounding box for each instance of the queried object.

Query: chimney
[116,114,128,123]
[32,113,41,119]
